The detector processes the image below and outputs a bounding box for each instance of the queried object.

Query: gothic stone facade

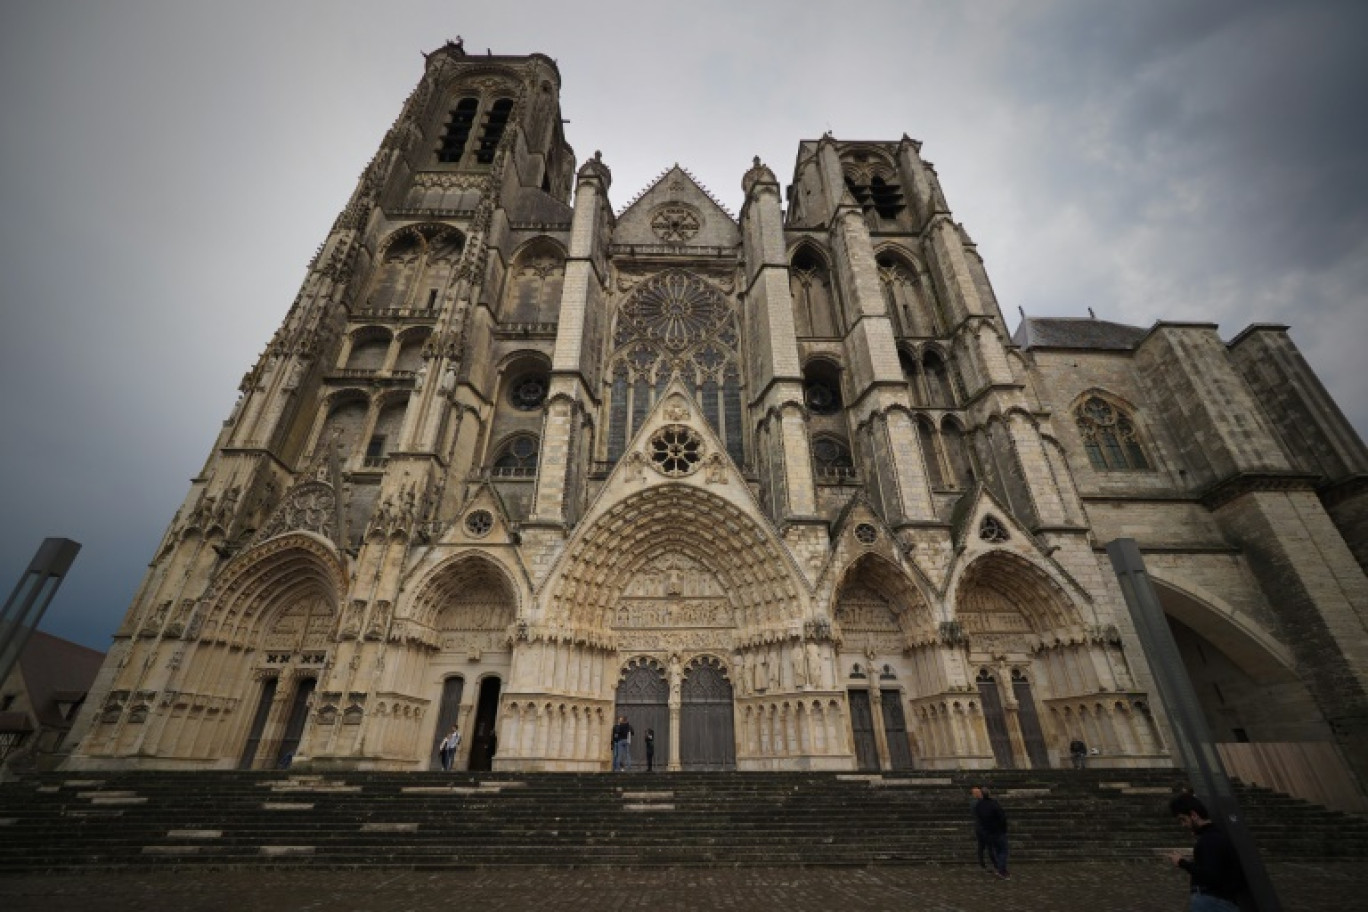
[64,45,1368,778]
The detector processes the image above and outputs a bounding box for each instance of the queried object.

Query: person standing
[1070,738,1088,770]
[438,725,461,771]
[611,715,634,772]
[645,728,656,772]
[1168,793,1246,911]
[973,786,1010,879]
[970,786,993,872]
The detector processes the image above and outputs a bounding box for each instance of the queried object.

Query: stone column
[668,657,683,772]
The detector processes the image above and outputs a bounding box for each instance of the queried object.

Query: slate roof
[1012,317,1149,351]
[14,630,104,730]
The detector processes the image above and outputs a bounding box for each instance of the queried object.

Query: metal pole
[0,538,82,687]
[1106,537,1281,911]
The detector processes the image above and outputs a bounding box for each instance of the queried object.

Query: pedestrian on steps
[611,715,634,772]
[973,786,1010,879]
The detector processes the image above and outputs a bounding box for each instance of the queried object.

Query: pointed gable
[613,165,739,248]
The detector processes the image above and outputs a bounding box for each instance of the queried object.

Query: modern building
[63,43,1368,789]
[1,631,104,771]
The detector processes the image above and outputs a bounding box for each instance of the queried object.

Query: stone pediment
[613,165,739,249]
[589,379,755,519]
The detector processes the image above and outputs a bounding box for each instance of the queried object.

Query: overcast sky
[2,1,1365,651]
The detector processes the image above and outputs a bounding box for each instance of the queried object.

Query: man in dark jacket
[973,786,1010,879]
[611,715,634,772]
[1168,793,1245,911]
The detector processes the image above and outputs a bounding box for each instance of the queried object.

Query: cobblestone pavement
[1,862,1362,912]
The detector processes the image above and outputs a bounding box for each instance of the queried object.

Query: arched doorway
[614,658,669,771]
[681,657,735,770]
[469,677,501,771]
[833,553,932,771]
[976,669,1014,768]
[411,554,517,769]
[431,676,465,770]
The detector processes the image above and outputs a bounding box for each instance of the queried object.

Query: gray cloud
[1,1,1363,651]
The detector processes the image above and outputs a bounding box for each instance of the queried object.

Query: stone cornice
[1199,471,1320,510]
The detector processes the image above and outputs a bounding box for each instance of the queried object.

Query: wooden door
[1012,672,1051,769]
[848,689,880,771]
[238,677,277,770]
[615,661,668,770]
[680,659,735,770]
[880,689,914,770]
[275,677,315,768]
[977,671,1015,769]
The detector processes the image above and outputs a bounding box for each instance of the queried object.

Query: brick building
[63,44,1368,789]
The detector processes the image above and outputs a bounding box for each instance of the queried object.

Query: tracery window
[1075,396,1150,471]
[812,435,856,482]
[789,248,842,337]
[365,226,463,311]
[491,434,539,478]
[877,254,938,337]
[604,270,744,464]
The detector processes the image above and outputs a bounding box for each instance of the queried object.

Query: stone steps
[2,768,1365,871]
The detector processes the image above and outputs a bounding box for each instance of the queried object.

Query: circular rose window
[465,509,494,537]
[854,523,879,545]
[648,425,704,477]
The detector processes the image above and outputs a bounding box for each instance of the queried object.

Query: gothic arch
[407,551,522,631]
[788,242,843,338]
[831,553,935,643]
[1149,576,1296,681]
[1069,388,1154,473]
[198,532,346,647]
[544,485,806,634]
[501,238,566,323]
[953,549,1084,639]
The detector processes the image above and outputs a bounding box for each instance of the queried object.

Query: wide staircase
[1,768,1366,872]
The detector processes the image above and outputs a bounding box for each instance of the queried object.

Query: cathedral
[63,44,1368,786]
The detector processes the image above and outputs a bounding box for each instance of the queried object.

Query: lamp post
[0,538,82,688]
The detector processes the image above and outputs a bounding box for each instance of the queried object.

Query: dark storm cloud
[1,1,1363,652]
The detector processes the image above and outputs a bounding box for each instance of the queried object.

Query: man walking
[438,725,461,771]
[973,786,1010,879]
[1069,737,1088,769]
[611,715,634,772]
[1168,793,1246,911]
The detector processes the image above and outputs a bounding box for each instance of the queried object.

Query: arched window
[604,270,743,464]
[437,98,479,163]
[492,434,539,478]
[803,360,844,415]
[502,241,565,324]
[941,417,975,489]
[789,247,842,338]
[345,329,391,372]
[916,416,945,490]
[366,226,463,312]
[475,99,514,164]
[878,253,939,337]
[812,435,856,482]
[1075,396,1150,471]
[923,351,955,408]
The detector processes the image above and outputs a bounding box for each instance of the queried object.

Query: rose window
[650,206,701,244]
[622,271,729,352]
[648,425,704,477]
[854,523,879,545]
[465,510,494,537]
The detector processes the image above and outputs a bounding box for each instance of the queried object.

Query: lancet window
[491,434,540,478]
[604,270,744,465]
[364,225,463,312]
[437,98,479,163]
[1075,395,1150,471]
[789,247,843,338]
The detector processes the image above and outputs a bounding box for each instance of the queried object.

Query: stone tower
[63,44,1368,790]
